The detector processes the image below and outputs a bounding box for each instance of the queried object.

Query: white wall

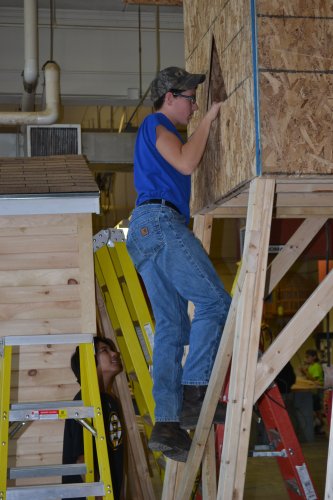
[0,6,184,106]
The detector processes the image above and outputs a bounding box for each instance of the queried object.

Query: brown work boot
[148,422,192,462]
[179,385,226,430]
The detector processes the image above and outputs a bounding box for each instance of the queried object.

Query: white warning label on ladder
[296,464,317,500]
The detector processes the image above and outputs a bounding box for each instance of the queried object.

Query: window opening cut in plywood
[194,37,227,210]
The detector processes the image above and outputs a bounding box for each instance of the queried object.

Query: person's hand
[206,101,222,122]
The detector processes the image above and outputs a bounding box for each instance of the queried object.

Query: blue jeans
[126,204,231,422]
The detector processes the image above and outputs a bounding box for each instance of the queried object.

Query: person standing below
[301,348,325,434]
[126,66,231,462]
[62,337,124,500]
[301,349,324,385]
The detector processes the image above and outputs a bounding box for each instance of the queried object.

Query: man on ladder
[126,66,231,462]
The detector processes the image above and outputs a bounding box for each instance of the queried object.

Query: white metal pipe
[23,0,38,86]
[0,62,60,125]
[21,0,39,111]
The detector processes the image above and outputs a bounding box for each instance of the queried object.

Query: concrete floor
[244,435,328,499]
[149,431,329,499]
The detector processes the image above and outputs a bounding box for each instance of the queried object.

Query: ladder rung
[10,401,94,421]
[250,449,287,458]
[9,463,87,479]
[2,334,94,347]
[6,482,105,500]
[11,401,85,410]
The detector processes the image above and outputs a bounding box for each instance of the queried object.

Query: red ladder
[214,382,319,500]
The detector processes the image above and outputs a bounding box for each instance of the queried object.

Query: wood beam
[325,409,333,498]
[192,214,213,253]
[254,267,333,402]
[265,217,328,296]
[174,178,275,499]
[217,178,275,499]
[201,428,217,499]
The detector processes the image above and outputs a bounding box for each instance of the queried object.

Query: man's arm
[156,102,222,175]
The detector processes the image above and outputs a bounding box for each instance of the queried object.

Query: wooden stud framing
[218,178,275,499]
[161,177,333,499]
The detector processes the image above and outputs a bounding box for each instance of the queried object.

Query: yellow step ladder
[93,229,165,477]
[0,333,114,500]
[94,229,155,430]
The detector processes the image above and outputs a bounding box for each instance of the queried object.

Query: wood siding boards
[0,157,97,477]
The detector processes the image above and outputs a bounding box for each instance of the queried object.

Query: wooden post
[217,178,275,499]
[175,178,274,499]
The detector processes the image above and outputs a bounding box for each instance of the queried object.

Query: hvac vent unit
[27,124,81,156]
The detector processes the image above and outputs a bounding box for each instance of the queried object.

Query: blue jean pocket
[127,210,165,261]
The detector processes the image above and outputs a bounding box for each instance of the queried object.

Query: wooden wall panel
[184,0,217,60]
[258,18,333,71]
[191,79,256,213]
[257,0,333,17]
[184,0,333,212]
[0,212,96,477]
[8,420,70,479]
[258,2,333,175]
[260,73,333,173]
[185,0,255,214]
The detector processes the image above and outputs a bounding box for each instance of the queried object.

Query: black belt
[138,199,180,214]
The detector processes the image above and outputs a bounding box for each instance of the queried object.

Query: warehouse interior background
[0,0,331,410]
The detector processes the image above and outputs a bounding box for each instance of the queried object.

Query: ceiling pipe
[0,61,60,125]
[21,0,39,112]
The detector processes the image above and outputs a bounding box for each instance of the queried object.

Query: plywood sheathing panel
[185,0,256,214]
[257,0,333,17]
[191,79,256,214]
[184,0,217,60]
[257,6,333,175]
[184,0,333,213]
[260,73,333,174]
[258,18,333,72]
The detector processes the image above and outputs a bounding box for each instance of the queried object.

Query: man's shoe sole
[164,447,189,462]
[148,439,172,452]
[180,415,225,430]
[148,439,190,462]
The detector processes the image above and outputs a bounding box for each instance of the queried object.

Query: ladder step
[9,463,87,480]
[6,482,105,500]
[10,401,94,421]
[1,333,94,347]
[250,449,287,458]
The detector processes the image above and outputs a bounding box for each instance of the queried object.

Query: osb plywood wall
[258,0,333,174]
[184,0,255,214]
[184,0,333,214]
[0,213,95,472]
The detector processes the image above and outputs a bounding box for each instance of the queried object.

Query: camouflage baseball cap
[150,66,206,103]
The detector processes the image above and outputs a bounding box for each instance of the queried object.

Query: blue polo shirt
[134,112,191,223]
